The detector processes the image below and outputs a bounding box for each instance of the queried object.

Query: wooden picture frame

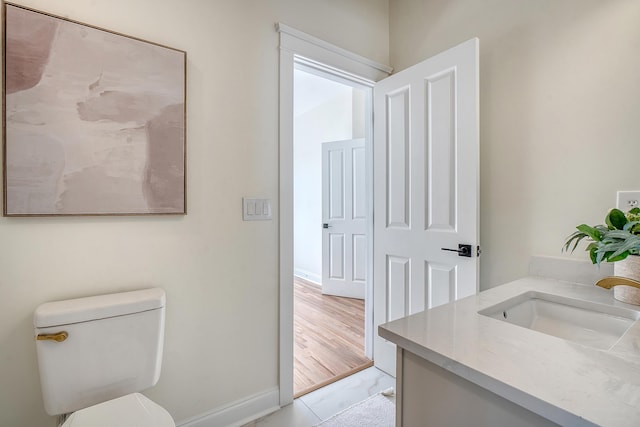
[3,3,186,216]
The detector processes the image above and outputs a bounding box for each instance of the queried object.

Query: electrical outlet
[616,191,640,210]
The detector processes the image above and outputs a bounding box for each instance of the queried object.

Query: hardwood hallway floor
[294,277,372,397]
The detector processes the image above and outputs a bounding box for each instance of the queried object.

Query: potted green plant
[564,207,640,264]
[564,207,640,305]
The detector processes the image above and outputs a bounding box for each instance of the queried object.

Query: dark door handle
[323,223,331,229]
[441,244,472,257]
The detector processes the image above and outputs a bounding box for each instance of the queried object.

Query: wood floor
[294,277,372,397]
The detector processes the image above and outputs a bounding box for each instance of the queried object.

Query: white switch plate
[616,191,640,210]
[243,197,272,221]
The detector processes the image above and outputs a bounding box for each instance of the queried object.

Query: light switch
[243,197,272,221]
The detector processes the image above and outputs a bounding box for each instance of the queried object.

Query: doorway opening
[277,23,392,406]
[292,66,372,397]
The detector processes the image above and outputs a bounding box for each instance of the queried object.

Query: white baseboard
[177,387,280,427]
[293,268,321,285]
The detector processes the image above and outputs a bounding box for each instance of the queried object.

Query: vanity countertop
[378,277,640,427]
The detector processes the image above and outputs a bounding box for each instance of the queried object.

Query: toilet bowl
[34,288,175,426]
[61,393,174,427]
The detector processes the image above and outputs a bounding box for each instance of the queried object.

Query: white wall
[389,0,640,289]
[293,71,354,283]
[0,1,389,425]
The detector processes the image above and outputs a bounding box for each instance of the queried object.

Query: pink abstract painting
[3,3,186,216]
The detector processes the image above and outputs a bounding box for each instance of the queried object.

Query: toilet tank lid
[34,288,166,328]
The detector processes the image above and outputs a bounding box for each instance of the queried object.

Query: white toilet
[33,288,175,427]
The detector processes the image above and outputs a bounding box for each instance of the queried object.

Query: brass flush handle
[595,276,640,290]
[36,331,68,342]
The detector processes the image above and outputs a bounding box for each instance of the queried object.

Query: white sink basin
[479,291,640,350]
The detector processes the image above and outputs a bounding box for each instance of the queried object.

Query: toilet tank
[33,288,166,416]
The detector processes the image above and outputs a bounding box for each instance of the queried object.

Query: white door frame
[277,23,391,406]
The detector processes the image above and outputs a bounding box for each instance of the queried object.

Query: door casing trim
[277,23,391,406]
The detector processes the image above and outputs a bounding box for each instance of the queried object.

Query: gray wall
[390,0,640,288]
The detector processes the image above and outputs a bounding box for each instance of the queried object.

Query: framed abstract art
[3,3,186,216]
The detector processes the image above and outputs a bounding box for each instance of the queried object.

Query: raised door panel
[352,145,366,220]
[386,88,411,229]
[425,70,457,232]
[328,149,345,221]
[386,255,410,323]
[328,233,345,279]
[352,234,367,283]
[426,262,457,309]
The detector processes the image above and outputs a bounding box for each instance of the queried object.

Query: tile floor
[241,367,395,427]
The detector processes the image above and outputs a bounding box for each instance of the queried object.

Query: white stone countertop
[378,277,640,427]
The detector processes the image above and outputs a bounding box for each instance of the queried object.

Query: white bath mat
[314,393,395,427]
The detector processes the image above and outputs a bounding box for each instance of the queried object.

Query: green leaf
[563,231,587,253]
[624,220,640,232]
[589,246,598,264]
[629,207,640,215]
[576,224,601,241]
[601,230,635,240]
[607,252,629,262]
[569,234,587,253]
[606,209,627,230]
[609,236,640,258]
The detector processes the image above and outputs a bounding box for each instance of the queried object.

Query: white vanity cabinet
[379,277,640,427]
[394,347,558,427]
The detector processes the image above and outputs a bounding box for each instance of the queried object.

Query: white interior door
[322,139,367,299]
[373,39,480,375]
